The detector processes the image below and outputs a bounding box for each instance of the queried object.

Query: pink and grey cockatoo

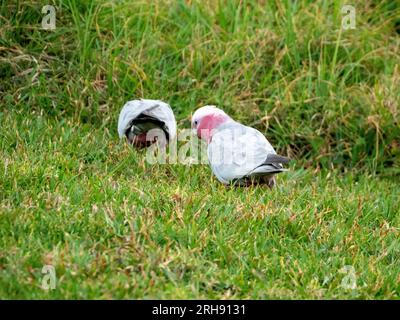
[192,106,289,187]
[118,99,176,148]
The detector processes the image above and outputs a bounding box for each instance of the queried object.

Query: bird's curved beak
[191,126,197,137]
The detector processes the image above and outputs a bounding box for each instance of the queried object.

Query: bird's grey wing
[207,122,275,184]
[141,99,177,140]
[118,100,145,137]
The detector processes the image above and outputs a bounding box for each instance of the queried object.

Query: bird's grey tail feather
[250,165,288,175]
[264,154,290,164]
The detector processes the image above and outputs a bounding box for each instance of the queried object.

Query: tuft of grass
[0,0,399,299]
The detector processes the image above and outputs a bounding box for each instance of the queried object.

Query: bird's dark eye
[194,120,198,126]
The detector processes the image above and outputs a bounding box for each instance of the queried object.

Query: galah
[118,99,176,148]
[191,105,289,187]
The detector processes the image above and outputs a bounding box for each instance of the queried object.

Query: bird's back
[207,121,278,184]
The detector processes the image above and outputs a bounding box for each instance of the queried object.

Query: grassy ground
[1,0,399,299]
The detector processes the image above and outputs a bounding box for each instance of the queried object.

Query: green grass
[0,0,399,299]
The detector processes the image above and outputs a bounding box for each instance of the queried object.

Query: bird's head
[191,105,232,143]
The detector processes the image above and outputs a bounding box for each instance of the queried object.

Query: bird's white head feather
[191,105,232,142]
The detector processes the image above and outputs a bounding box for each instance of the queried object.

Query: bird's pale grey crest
[117,99,177,140]
[191,105,229,129]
